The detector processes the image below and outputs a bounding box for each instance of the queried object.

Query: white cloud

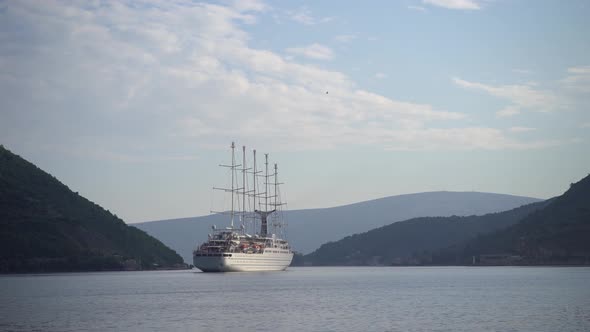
[453,78,557,111]
[496,106,521,118]
[286,43,334,60]
[375,72,387,79]
[334,34,356,43]
[456,68,590,119]
[509,126,536,133]
[0,0,554,157]
[45,142,200,163]
[567,66,590,75]
[137,27,181,54]
[380,127,558,150]
[423,0,482,10]
[287,7,332,25]
[453,77,560,114]
[560,66,590,93]
[512,68,532,75]
[230,0,267,12]
[408,5,427,11]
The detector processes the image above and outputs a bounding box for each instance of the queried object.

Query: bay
[1,267,589,331]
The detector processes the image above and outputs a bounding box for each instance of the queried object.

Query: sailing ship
[192,142,294,272]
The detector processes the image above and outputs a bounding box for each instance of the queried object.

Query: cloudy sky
[1,0,589,223]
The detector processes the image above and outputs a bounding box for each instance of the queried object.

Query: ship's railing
[196,242,267,253]
[194,238,291,254]
[194,250,263,257]
[194,253,234,257]
[196,248,265,254]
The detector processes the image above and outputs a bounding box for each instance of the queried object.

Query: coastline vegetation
[0,145,185,273]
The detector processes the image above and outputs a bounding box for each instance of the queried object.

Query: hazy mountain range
[303,200,549,266]
[303,174,589,266]
[136,192,542,263]
[438,174,590,265]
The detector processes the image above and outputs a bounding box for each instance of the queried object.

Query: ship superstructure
[193,142,293,272]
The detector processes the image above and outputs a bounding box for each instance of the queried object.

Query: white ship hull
[193,251,294,272]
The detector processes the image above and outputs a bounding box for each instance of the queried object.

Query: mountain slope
[440,174,590,264]
[0,145,184,272]
[303,200,549,266]
[137,192,542,263]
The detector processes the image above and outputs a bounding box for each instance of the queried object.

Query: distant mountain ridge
[303,200,550,266]
[136,191,542,263]
[302,174,590,266]
[0,145,184,272]
[433,174,590,265]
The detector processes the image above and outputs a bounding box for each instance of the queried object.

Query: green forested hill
[437,174,590,265]
[304,199,549,266]
[0,145,184,272]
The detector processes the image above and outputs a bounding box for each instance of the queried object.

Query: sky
[1,0,589,223]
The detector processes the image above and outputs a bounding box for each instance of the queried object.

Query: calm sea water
[0,267,589,331]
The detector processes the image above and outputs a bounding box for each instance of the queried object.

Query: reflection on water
[1,267,589,331]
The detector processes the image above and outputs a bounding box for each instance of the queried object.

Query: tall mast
[274,163,278,209]
[265,153,269,212]
[253,149,257,213]
[212,142,242,225]
[253,153,273,238]
[242,145,246,225]
[273,163,278,236]
[230,142,235,228]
